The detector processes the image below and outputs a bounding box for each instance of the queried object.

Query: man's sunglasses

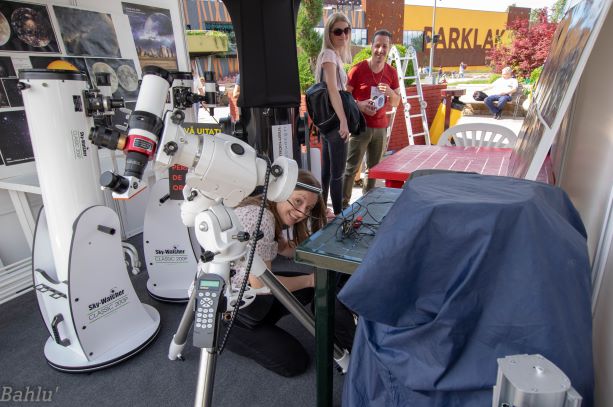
[331,27,351,36]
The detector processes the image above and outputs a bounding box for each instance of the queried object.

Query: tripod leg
[194,349,217,407]
[253,258,350,372]
[169,287,196,360]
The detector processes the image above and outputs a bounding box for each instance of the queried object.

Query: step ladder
[387,45,431,146]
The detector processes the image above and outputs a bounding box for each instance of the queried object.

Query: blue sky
[404,0,559,12]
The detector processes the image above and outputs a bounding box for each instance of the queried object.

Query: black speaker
[222,0,301,108]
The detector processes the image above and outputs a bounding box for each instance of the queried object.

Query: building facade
[181,0,530,79]
[403,4,530,69]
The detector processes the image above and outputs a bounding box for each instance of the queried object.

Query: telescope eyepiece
[100,171,129,194]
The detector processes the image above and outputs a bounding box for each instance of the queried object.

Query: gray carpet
[0,237,345,407]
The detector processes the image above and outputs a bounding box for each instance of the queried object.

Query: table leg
[385,179,404,188]
[8,190,35,250]
[315,267,335,407]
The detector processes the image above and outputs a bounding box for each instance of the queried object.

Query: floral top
[231,205,278,290]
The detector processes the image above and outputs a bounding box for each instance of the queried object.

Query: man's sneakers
[494,112,502,120]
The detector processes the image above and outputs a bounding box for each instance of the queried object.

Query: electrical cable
[335,200,394,241]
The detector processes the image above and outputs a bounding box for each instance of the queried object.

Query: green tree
[296,0,322,67]
[297,52,315,92]
[351,44,415,87]
[529,7,546,23]
[551,0,568,22]
[296,0,322,91]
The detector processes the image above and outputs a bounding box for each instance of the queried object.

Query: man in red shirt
[342,29,401,207]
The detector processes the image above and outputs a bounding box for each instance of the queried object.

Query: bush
[529,66,543,85]
[351,47,371,65]
[350,44,415,87]
[489,74,501,83]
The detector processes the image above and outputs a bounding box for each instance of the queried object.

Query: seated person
[483,66,518,119]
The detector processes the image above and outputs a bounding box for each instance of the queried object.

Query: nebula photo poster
[122,3,178,70]
[0,1,59,53]
[53,6,121,58]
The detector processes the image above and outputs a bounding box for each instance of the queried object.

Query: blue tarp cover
[339,174,593,407]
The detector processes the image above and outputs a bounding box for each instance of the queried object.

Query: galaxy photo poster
[53,6,121,58]
[0,110,34,166]
[0,1,60,53]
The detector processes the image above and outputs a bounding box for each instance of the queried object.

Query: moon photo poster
[122,3,178,70]
[0,1,59,53]
[85,58,140,102]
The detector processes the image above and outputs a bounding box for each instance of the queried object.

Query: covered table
[338,173,594,407]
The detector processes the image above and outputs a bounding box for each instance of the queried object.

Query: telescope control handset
[193,274,226,349]
[93,65,297,205]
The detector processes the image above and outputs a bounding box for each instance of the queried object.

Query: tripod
[166,198,350,406]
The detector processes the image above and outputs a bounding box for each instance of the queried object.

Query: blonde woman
[314,12,353,214]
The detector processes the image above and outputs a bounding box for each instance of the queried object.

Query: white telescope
[19,69,160,372]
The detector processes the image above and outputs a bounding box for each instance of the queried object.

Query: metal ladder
[387,46,431,146]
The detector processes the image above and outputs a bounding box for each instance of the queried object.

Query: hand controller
[193,274,226,349]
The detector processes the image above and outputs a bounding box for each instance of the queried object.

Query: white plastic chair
[436,123,518,148]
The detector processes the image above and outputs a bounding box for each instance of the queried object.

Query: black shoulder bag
[306,67,365,135]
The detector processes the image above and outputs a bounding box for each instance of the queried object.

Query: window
[351,28,367,45]
[403,31,424,52]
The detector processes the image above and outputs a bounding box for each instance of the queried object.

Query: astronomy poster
[0,110,34,166]
[29,55,88,73]
[534,0,607,128]
[29,56,90,85]
[53,6,121,58]
[0,87,9,108]
[0,56,16,77]
[85,58,140,102]
[2,78,23,107]
[0,57,14,108]
[0,57,21,108]
[122,3,178,70]
[0,1,59,53]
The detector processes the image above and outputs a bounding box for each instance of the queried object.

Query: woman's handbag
[305,70,365,135]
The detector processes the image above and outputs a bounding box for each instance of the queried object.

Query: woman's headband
[296,181,322,195]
